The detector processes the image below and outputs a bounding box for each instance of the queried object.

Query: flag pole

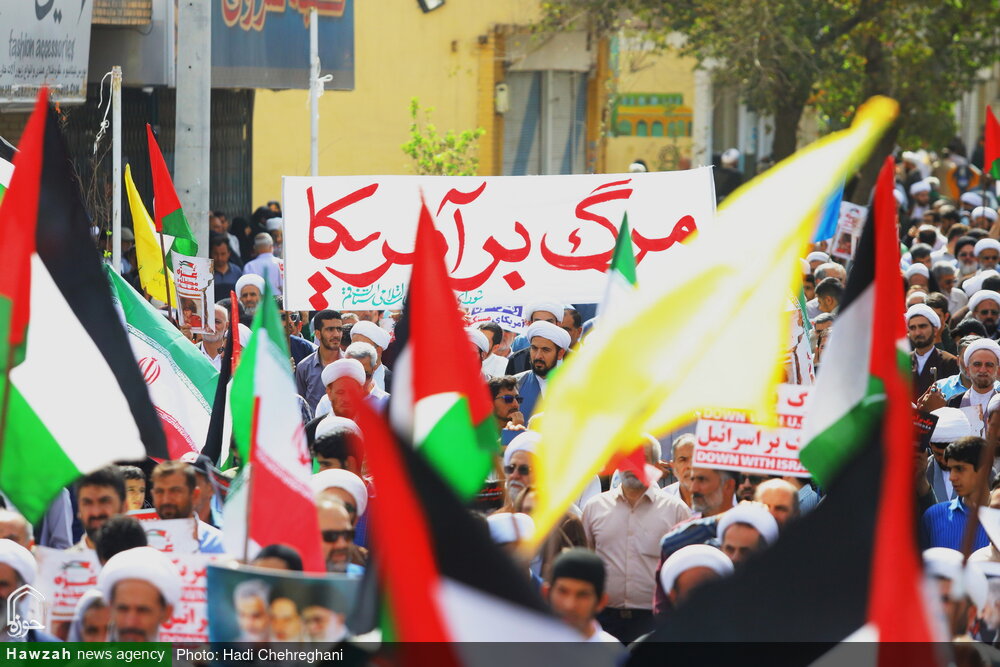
[158,231,177,325]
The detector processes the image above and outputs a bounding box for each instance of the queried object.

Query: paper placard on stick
[160,553,215,643]
[468,305,525,334]
[830,202,868,261]
[693,384,812,478]
[961,405,985,438]
[143,518,200,555]
[34,546,100,624]
[282,170,716,311]
[170,254,215,334]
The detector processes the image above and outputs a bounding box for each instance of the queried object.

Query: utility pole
[175,0,211,255]
[111,66,122,273]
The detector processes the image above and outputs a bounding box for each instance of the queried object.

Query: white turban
[717,504,779,546]
[721,148,740,164]
[904,303,940,330]
[311,469,368,517]
[892,189,907,208]
[235,274,265,298]
[659,544,734,594]
[806,252,830,264]
[265,216,283,232]
[923,547,988,609]
[904,264,930,280]
[929,408,972,444]
[486,512,535,544]
[0,539,36,586]
[968,290,1000,315]
[975,238,1000,257]
[964,270,1000,297]
[351,320,390,350]
[909,181,931,196]
[316,415,362,440]
[467,328,490,354]
[962,192,985,208]
[320,358,366,388]
[901,151,919,163]
[979,506,1000,552]
[963,338,1000,367]
[98,547,181,607]
[972,207,999,223]
[525,301,565,323]
[799,258,811,274]
[503,430,540,467]
[524,321,571,351]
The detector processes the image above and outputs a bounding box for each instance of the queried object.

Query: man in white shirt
[243,233,283,296]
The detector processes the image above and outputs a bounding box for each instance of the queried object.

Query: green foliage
[539,0,1000,154]
[401,98,486,176]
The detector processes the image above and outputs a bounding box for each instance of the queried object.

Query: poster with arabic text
[282,170,715,310]
[693,384,812,478]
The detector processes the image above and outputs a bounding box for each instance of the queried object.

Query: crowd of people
[2,146,1000,651]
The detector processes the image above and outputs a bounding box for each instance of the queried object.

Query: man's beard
[202,330,225,343]
[533,360,554,378]
[244,303,257,317]
[983,319,998,335]
[111,624,156,642]
[910,334,932,349]
[691,490,721,513]
[621,473,646,491]
[960,262,979,275]
[973,375,996,390]
[84,516,109,540]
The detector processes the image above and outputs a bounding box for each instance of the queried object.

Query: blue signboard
[212,0,354,90]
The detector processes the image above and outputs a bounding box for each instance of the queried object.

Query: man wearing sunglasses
[316,497,364,575]
[514,321,571,421]
[488,376,525,430]
[970,290,1000,341]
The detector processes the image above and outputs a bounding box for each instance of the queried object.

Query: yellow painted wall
[604,41,698,174]
[252,0,539,205]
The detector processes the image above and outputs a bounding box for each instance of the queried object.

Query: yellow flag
[524,97,899,550]
[125,163,176,305]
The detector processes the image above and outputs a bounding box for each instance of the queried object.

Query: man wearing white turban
[948,339,1000,409]
[970,290,1000,340]
[349,320,393,393]
[907,304,958,399]
[505,301,567,374]
[923,407,973,503]
[235,273,266,317]
[98,546,181,642]
[514,321,571,421]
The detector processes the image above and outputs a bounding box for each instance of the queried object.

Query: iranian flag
[986,106,1000,180]
[224,281,323,571]
[0,91,164,522]
[106,266,218,460]
[387,199,496,501]
[146,124,198,256]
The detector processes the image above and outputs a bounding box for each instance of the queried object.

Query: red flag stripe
[353,396,454,643]
[145,124,183,233]
[230,290,242,371]
[409,197,493,423]
[986,106,1000,177]
[867,156,935,648]
[0,90,48,349]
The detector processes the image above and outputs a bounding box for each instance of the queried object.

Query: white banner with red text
[282,170,716,310]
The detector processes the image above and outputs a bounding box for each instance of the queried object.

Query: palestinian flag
[387,199,496,501]
[224,281,323,571]
[354,399,620,664]
[0,91,164,522]
[986,106,1000,180]
[630,157,934,663]
[106,266,217,460]
[146,124,198,256]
